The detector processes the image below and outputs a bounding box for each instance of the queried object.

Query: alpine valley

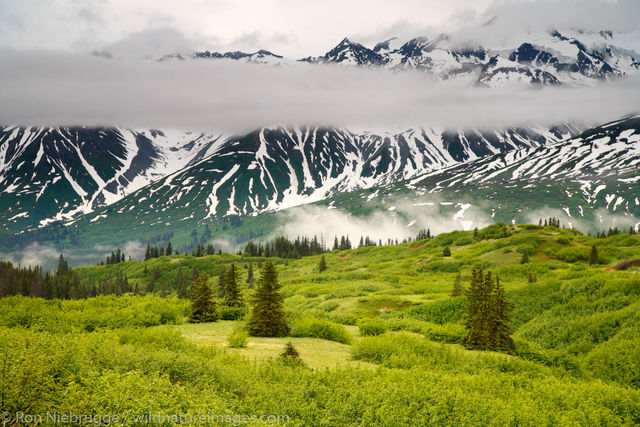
[1,28,639,261]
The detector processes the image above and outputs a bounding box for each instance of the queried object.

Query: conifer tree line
[242,229,437,259]
[101,248,127,265]
[590,226,637,238]
[415,229,433,240]
[0,255,130,299]
[191,243,222,257]
[145,242,175,260]
[244,235,329,258]
[538,217,562,228]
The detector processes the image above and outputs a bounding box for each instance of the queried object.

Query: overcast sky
[0,0,637,58]
[0,0,638,133]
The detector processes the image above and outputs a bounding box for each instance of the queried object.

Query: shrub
[454,236,474,246]
[220,306,248,320]
[358,318,387,336]
[421,322,465,344]
[401,297,467,325]
[517,244,535,256]
[289,317,352,344]
[319,301,339,312]
[555,246,589,263]
[329,312,358,325]
[227,327,248,348]
[417,260,465,273]
[281,341,300,359]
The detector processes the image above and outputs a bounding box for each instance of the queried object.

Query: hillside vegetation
[2,223,640,424]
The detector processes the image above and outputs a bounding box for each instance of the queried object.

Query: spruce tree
[463,266,485,349]
[589,244,599,265]
[520,251,529,264]
[177,267,189,299]
[247,260,289,337]
[166,242,172,256]
[318,255,327,272]
[246,263,254,288]
[450,272,464,297]
[189,274,218,323]
[223,264,244,307]
[464,267,514,353]
[488,275,515,353]
[281,342,300,359]
[443,246,451,257]
[217,266,227,298]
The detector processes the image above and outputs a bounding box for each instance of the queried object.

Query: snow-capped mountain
[68,124,577,230]
[314,30,638,86]
[0,126,227,231]
[334,115,640,229]
[181,29,639,87]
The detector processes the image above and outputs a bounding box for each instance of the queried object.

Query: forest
[1,222,640,425]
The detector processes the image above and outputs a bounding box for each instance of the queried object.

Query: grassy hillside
[2,223,640,424]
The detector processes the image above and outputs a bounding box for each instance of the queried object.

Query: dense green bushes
[289,317,352,344]
[2,326,639,425]
[0,295,188,331]
[398,297,467,324]
[357,318,387,336]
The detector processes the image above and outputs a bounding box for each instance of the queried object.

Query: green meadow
[2,223,640,425]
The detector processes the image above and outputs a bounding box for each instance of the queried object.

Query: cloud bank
[275,198,493,245]
[0,50,638,133]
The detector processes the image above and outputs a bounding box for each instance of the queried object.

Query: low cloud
[274,197,493,245]
[97,26,197,59]
[523,206,640,233]
[448,0,640,48]
[0,50,638,133]
[0,240,149,271]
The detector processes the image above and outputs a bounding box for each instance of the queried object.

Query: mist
[0,240,147,271]
[0,49,638,133]
[274,197,493,245]
[523,207,640,233]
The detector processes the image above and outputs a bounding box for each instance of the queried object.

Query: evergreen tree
[318,255,327,272]
[147,268,160,293]
[177,267,189,299]
[463,267,514,353]
[450,272,464,297]
[488,275,515,353]
[463,266,485,349]
[589,244,599,265]
[520,251,529,264]
[189,274,218,323]
[280,342,300,359]
[246,263,254,288]
[223,264,244,307]
[56,254,70,277]
[247,260,289,337]
[166,242,172,256]
[217,266,227,298]
[443,246,451,257]
[145,244,151,260]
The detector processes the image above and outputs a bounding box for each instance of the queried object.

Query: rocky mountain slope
[0,126,227,230]
[0,123,577,234]
[325,115,640,231]
[184,29,640,87]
